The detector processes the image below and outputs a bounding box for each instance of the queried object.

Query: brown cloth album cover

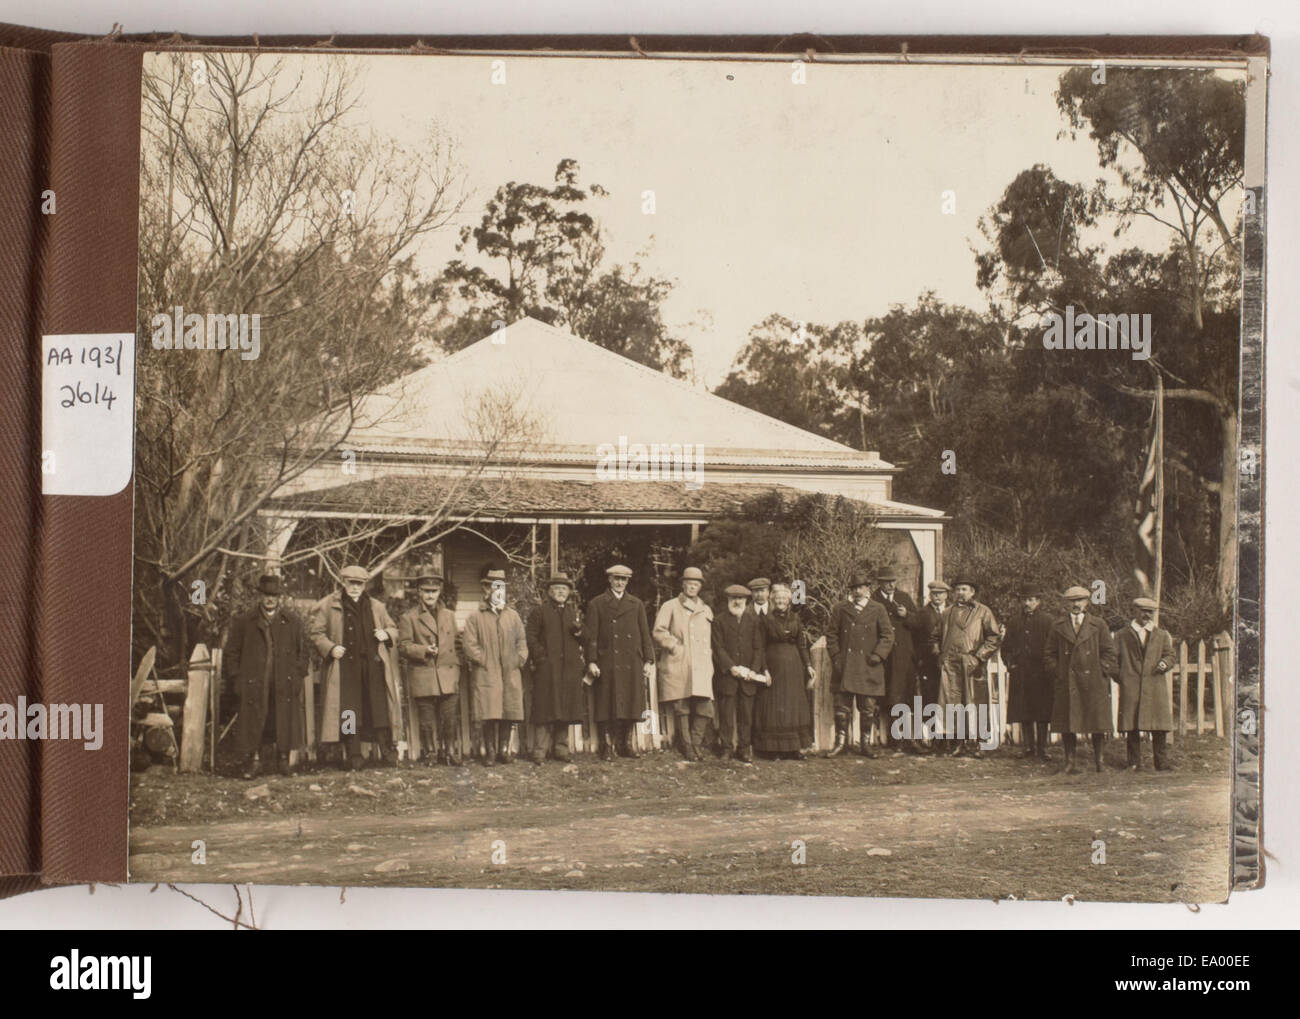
[0,25,1266,904]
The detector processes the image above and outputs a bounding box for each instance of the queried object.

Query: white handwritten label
[41,333,134,496]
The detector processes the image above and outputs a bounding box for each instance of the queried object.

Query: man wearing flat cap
[653,567,716,761]
[309,565,404,770]
[1043,585,1119,773]
[223,574,309,778]
[1115,597,1176,770]
[825,572,895,757]
[873,566,926,755]
[917,581,950,719]
[525,574,586,765]
[745,577,772,621]
[712,583,765,761]
[585,569,655,759]
[397,570,461,766]
[585,564,655,761]
[462,565,529,765]
[930,576,1000,757]
[1002,586,1055,761]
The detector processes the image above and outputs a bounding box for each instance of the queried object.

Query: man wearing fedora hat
[653,567,716,761]
[397,570,462,766]
[931,577,1000,757]
[309,565,404,770]
[1115,597,1176,770]
[825,572,895,757]
[462,565,529,764]
[585,564,656,761]
[873,566,926,755]
[223,574,310,778]
[525,573,587,765]
[1044,586,1119,773]
[1002,586,1056,760]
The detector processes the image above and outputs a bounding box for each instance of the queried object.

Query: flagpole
[1154,368,1165,620]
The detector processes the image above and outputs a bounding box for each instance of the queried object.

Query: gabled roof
[337,317,892,471]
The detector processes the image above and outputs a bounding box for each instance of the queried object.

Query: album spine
[38,40,142,883]
[0,39,52,897]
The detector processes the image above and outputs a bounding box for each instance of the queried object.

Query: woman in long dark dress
[753,583,815,758]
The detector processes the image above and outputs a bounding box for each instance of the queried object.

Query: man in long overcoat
[309,564,403,770]
[916,581,950,712]
[931,577,1000,757]
[1002,585,1056,760]
[526,574,586,765]
[712,583,765,762]
[1115,596,1175,771]
[1044,585,1119,773]
[585,564,655,761]
[873,567,926,754]
[461,566,528,764]
[653,566,716,761]
[223,574,309,778]
[397,571,461,765]
[825,572,895,758]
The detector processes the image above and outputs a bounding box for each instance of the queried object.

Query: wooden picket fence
[991,632,1234,748]
[158,629,1233,768]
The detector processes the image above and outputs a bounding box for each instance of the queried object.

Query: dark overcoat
[873,588,923,710]
[825,599,895,697]
[1002,607,1056,723]
[711,608,765,698]
[1044,613,1119,734]
[916,602,945,702]
[526,599,587,725]
[1115,624,1175,732]
[584,590,655,722]
[223,606,309,755]
[397,604,460,697]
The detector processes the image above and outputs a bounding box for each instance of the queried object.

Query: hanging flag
[1133,373,1164,601]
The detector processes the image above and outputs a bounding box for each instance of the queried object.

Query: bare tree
[134,52,468,666]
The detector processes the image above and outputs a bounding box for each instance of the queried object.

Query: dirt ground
[128,734,1232,902]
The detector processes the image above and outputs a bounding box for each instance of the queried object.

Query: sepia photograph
[125,47,1253,902]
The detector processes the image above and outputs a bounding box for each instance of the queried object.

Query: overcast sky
[149,53,1243,386]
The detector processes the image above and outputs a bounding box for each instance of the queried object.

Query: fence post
[1178,642,1189,736]
[1166,666,1175,748]
[1196,640,1207,736]
[179,643,211,773]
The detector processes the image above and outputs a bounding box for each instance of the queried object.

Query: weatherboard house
[264,317,947,621]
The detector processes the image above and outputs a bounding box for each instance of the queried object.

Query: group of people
[220,561,1177,779]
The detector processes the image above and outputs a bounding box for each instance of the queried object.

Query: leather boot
[691,713,712,759]
[858,710,877,758]
[1091,733,1105,773]
[675,716,698,761]
[595,723,615,761]
[1063,733,1079,774]
[826,716,849,757]
[498,722,515,764]
[617,721,640,759]
[1152,731,1171,771]
[439,712,462,766]
[419,725,437,765]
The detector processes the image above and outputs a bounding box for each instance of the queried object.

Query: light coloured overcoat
[461,600,528,721]
[653,594,715,702]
